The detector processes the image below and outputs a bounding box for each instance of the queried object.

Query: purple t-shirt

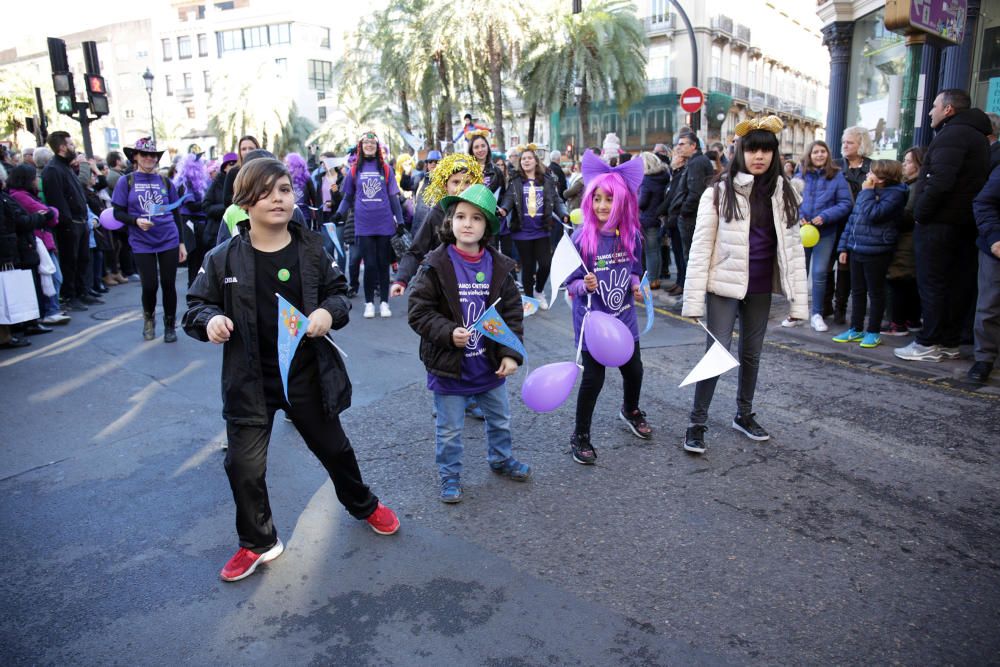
[512,178,547,241]
[352,160,399,237]
[427,246,504,396]
[748,223,777,294]
[566,232,643,351]
[111,172,180,253]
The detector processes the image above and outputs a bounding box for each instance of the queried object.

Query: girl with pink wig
[563,150,652,465]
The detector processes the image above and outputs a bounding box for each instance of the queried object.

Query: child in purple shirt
[407,185,529,503]
[564,151,653,465]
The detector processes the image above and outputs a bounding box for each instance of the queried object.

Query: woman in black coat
[637,152,670,289]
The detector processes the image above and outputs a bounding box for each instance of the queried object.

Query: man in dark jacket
[969,159,1000,382]
[656,152,690,296]
[896,89,992,363]
[548,150,568,196]
[676,131,714,261]
[41,131,95,311]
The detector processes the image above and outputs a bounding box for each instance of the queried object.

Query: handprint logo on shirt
[464,300,484,351]
[361,174,383,200]
[599,267,630,312]
[137,187,164,215]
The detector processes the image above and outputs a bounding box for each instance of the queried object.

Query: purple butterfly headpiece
[581,149,644,195]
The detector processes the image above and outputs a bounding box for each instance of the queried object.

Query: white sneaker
[40,314,71,325]
[380,302,391,318]
[363,303,375,318]
[810,314,828,332]
[781,317,801,328]
[537,295,549,310]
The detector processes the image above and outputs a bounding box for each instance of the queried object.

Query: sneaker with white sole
[939,346,960,359]
[40,313,71,325]
[894,341,942,362]
[732,413,770,441]
[363,302,376,318]
[380,301,391,318]
[810,313,828,332]
[537,295,549,311]
[220,539,284,582]
[780,317,801,327]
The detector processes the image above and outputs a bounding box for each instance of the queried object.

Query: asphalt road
[2,276,997,666]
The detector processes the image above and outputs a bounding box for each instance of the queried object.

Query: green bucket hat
[439,183,499,234]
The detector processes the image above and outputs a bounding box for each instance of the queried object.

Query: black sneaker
[79,294,104,305]
[732,413,770,441]
[967,361,993,383]
[684,425,707,454]
[570,433,597,465]
[64,299,89,312]
[346,287,358,298]
[619,407,652,439]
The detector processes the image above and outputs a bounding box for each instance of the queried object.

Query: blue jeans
[805,230,836,316]
[642,226,661,285]
[44,252,64,317]
[433,384,513,479]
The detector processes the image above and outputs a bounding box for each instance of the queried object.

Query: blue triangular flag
[521,295,540,317]
[322,222,345,264]
[149,193,190,216]
[470,303,527,359]
[639,272,654,336]
[277,293,306,403]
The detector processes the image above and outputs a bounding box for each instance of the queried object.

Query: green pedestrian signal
[56,94,74,113]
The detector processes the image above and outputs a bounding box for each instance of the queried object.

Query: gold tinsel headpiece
[421,153,484,205]
[734,115,784,137]
[466,128,490,139]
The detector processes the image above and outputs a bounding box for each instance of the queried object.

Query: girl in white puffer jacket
[681,117,808,455]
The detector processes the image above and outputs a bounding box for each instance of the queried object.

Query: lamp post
[574,80,583,158]
[142,68,155,142]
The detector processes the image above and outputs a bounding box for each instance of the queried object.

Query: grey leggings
[690,292,772,426]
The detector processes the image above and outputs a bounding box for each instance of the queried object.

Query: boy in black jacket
[183,158,399,582]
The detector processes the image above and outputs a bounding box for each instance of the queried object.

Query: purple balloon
[99,207,123,230]
[584,310,635,367]
[521,362,580,413]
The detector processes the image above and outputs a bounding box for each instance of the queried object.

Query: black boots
[164,315,177,343]
[143,312,156,341]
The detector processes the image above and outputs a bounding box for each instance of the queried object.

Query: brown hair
[799,140,839,180]
[232,158,290,209]
[236,135,260,165]
[902,146,925,182]
[516,149,541,181]
[869,159,903,186]
[438,202,493,249]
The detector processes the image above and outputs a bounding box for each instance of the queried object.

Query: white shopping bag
[0,266,40,324]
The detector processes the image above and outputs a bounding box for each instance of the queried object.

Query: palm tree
[207,61,296,152]
[520,0,647,147]
[0,72,40,147]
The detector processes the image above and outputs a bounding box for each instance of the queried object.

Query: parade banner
[277,293,305,402]
[470,300,527,360]
[639,272,654,336]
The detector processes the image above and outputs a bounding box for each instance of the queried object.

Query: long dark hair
[7,164,39,195]
[438,202,493,249]
[467,135,492,165]
[799,140,840,180]
[714,129,798,227]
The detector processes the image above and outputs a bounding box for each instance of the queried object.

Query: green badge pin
[475,271,486,283]
[277,268,290,282]
[597,259,607,268]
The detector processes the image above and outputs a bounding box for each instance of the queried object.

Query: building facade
[817,0,994,159]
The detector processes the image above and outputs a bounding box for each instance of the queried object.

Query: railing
[647,77,677,95]
[708,77,733,95]
[732,83,750,100]
[736,24,751,43]
[710,15,734,34]
[644,14,676,33]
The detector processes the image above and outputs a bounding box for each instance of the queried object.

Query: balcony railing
[647,77,677,95]
[732,83,750,100]
[735,24,751,43]
[710,15,734,35]
[708,77,732,95]
[644,14,676,34]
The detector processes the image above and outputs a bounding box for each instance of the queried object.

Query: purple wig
[172,153,208,199]
[573,171,640,266]
[285,153,310,192]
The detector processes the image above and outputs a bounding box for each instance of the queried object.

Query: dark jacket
[499,173,568,232]
[203,170,227,243]
[913,108,992,228]
[40,154,88,228]
[798,169,854,236]
[563,177,584,211]
[182,223,352,426]
[990,141,1000,173]
[407,244,524,379]
[638,170,670,229]
[972,162,1000,261]
[838,183,908,256]
[0,191,51,269]
[395,204,444,287]
[680,152,714,220]
[834,156,872,200]
[482,160,506,198]
[548,160,568,196]
[656,163,687,229]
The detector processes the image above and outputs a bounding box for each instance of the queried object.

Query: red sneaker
[365,502,400,535]
[219,539,284,582]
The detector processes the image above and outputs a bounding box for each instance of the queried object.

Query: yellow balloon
[800,224,820,248]
[569,208,583,225]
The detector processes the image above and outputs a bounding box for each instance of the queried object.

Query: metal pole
[667,0,700,129]
[147,90,156,143]
[76,102,94,159]
[898,34,925,159]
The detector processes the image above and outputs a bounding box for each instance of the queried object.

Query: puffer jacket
[888,179,919,280]
[838,183,907,256]
[797,169,853,236]
[638,170,670,228]
[682,172,808,320]
[973,162,1000,262]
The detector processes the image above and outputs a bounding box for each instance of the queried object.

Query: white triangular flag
[678,341,739,387]
[547,230,585,307]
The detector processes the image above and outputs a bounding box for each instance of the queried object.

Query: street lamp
[142,68,156,143]
[574,80,584,157]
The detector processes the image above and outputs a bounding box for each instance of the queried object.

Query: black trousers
[887,277,921,326]
[914,223,978,347]
[225,399,378,552]
[849,253,892,334]
[133,249,179,317]
[574,340,643,435]
[513,236,552,297]
[358,234,392,303]
[55,222,90,300]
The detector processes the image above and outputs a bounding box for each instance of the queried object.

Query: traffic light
[83,41,109,117]
[48,38,77,118]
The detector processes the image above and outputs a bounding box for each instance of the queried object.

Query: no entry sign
[680,87,704,113]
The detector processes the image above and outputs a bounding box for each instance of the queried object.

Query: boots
[163,315,177,343]
[113,272,129,284]
[143,312,156,341]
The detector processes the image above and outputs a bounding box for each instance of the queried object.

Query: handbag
[0,263,40,325]
[35,238,57,297]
